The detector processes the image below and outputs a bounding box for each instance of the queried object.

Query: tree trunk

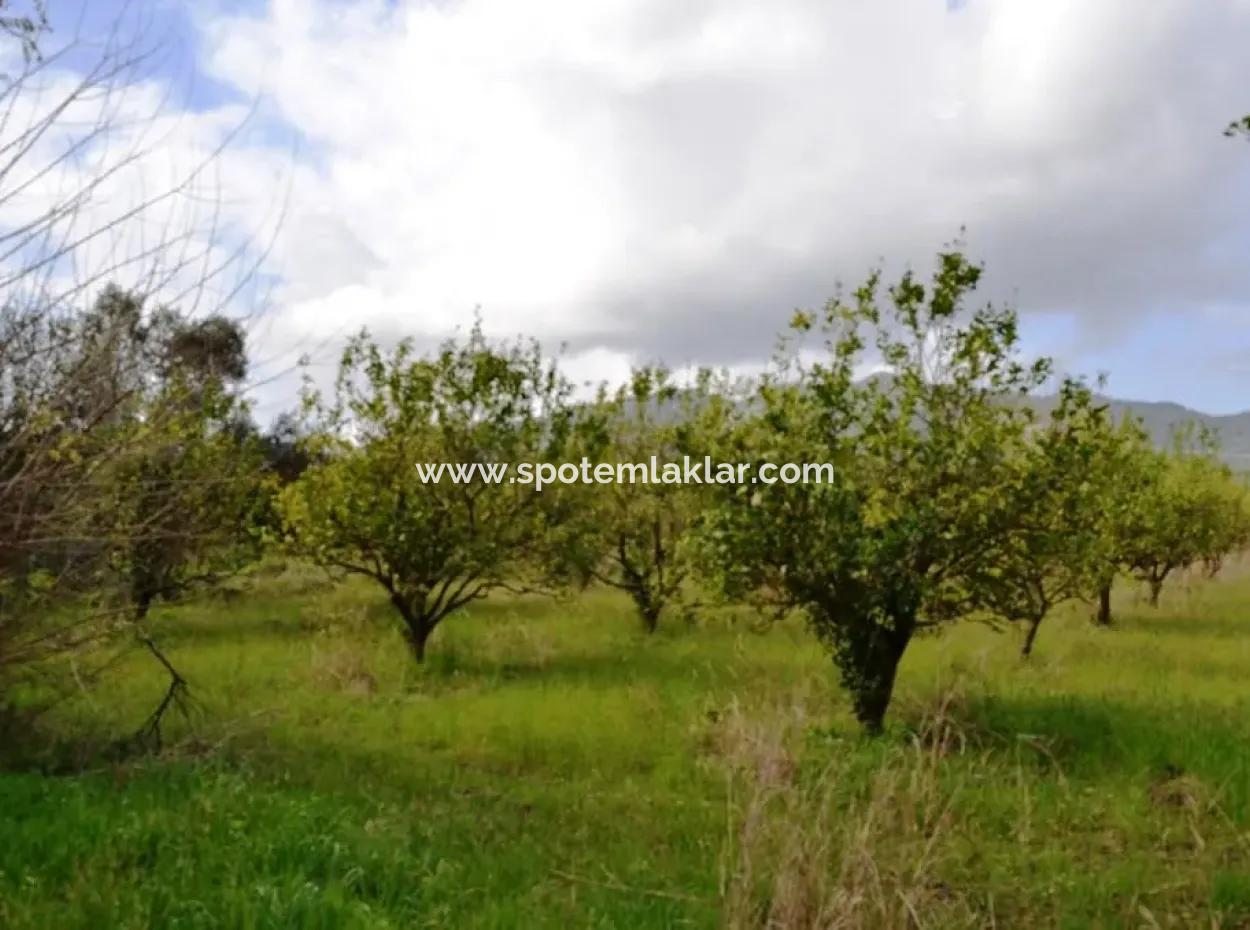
[1095,581,1113,626]
[630,585,661,634]
[847,625,911,736]
[131,566,158,622]
[1148,578,1163,608]
[641,605,660,634]
[852,665,899,736]
[1021,615,1043,657]
[390,593,432,663]
[405,625,430,663]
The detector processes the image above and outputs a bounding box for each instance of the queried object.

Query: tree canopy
[279,324,582,662]
[696,251,1052,732]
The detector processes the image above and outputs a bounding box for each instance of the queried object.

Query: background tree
[279,325,579,663]
[0,3,273,738]
[1075,414,1157,626]
[696,251,1049,734]
[1070,421,1248,624]
[260,413,316,486]
[98,296,269,623]
[1120,440,1239,609]
[965,379,1109,656]
[1194,469,1250,578]
[567,367,722,633]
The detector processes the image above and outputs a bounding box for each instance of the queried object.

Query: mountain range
[1032,394,1250,465]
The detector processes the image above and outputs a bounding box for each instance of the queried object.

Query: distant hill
[875,374,1250,464]
[629,378,1250,465]
[1026,394,1250,466]
[866,372,1250,463]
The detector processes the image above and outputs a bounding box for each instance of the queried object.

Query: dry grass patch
[716,694,986,930]
[309,640,378,695]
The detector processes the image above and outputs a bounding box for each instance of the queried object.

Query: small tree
[568,367,721,633]
[102,306,268,622]
[0,5,273,746]
[279,324,578,663]
[966,380,1111,656]
[1073,415,1157,626]
[1195,470,1250,578]
[1120,439,1236,608]
[697,252,1049,734]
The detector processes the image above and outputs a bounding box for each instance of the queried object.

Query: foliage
[566,367,728,632]
[259,413,316,486]
[102,390,269,624]
[1121,442,1250,607]
[0,288,167,685]
[0,3,271,738]
[1066,413,1159,626]
[1194,467,1250,577]
[279,323,580,662]
[0,285,270,746]
[81,288,270,622]
[962,379,1112,655]
[696,251,1050,733]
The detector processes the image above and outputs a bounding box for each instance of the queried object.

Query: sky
[10,0,1250,417]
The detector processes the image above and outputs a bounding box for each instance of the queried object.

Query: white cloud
[15,0,1250,415]
[196,0,1250,368]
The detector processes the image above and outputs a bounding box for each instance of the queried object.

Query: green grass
[5,560,1250,927]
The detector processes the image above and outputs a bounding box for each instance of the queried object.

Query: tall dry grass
[716,689,1007,929]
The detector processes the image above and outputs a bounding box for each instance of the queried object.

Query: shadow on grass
[154,594,636,648]
[412,636,779,694]
[1115,612,1250,638]
[917,691,1250,819]
[0,706,160,776]
[155,614,314,646]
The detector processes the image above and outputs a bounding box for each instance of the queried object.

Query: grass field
[5,561,1250,928]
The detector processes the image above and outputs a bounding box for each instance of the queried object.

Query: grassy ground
[4,561,1250,928]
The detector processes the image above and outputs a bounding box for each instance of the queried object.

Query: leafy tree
[9,285,267,626]
[1078,414,1157,627]
[0,4,269,743]
[696,252,1049,733]
[567,367,724,633]
[964,380,1110,656]
[1226,115,1250,139]
[101,303,269,623]
[0,286,269,746]
[260,413,316,486]
[1110,440,1219,607]
[1194,469,1250,578]
[1120,443,1193,607]
[1,286,179,646]
[1069,421,1248,623]
[279,324,579,663]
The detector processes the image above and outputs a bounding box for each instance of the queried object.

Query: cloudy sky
[14,0,1250,415]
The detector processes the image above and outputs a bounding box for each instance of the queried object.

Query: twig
[131,629,193,751]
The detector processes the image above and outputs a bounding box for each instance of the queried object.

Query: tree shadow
[151,612,312,646]
[918,691,1250,819]
[413,635,758,693]
[1115,613,1250,638]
